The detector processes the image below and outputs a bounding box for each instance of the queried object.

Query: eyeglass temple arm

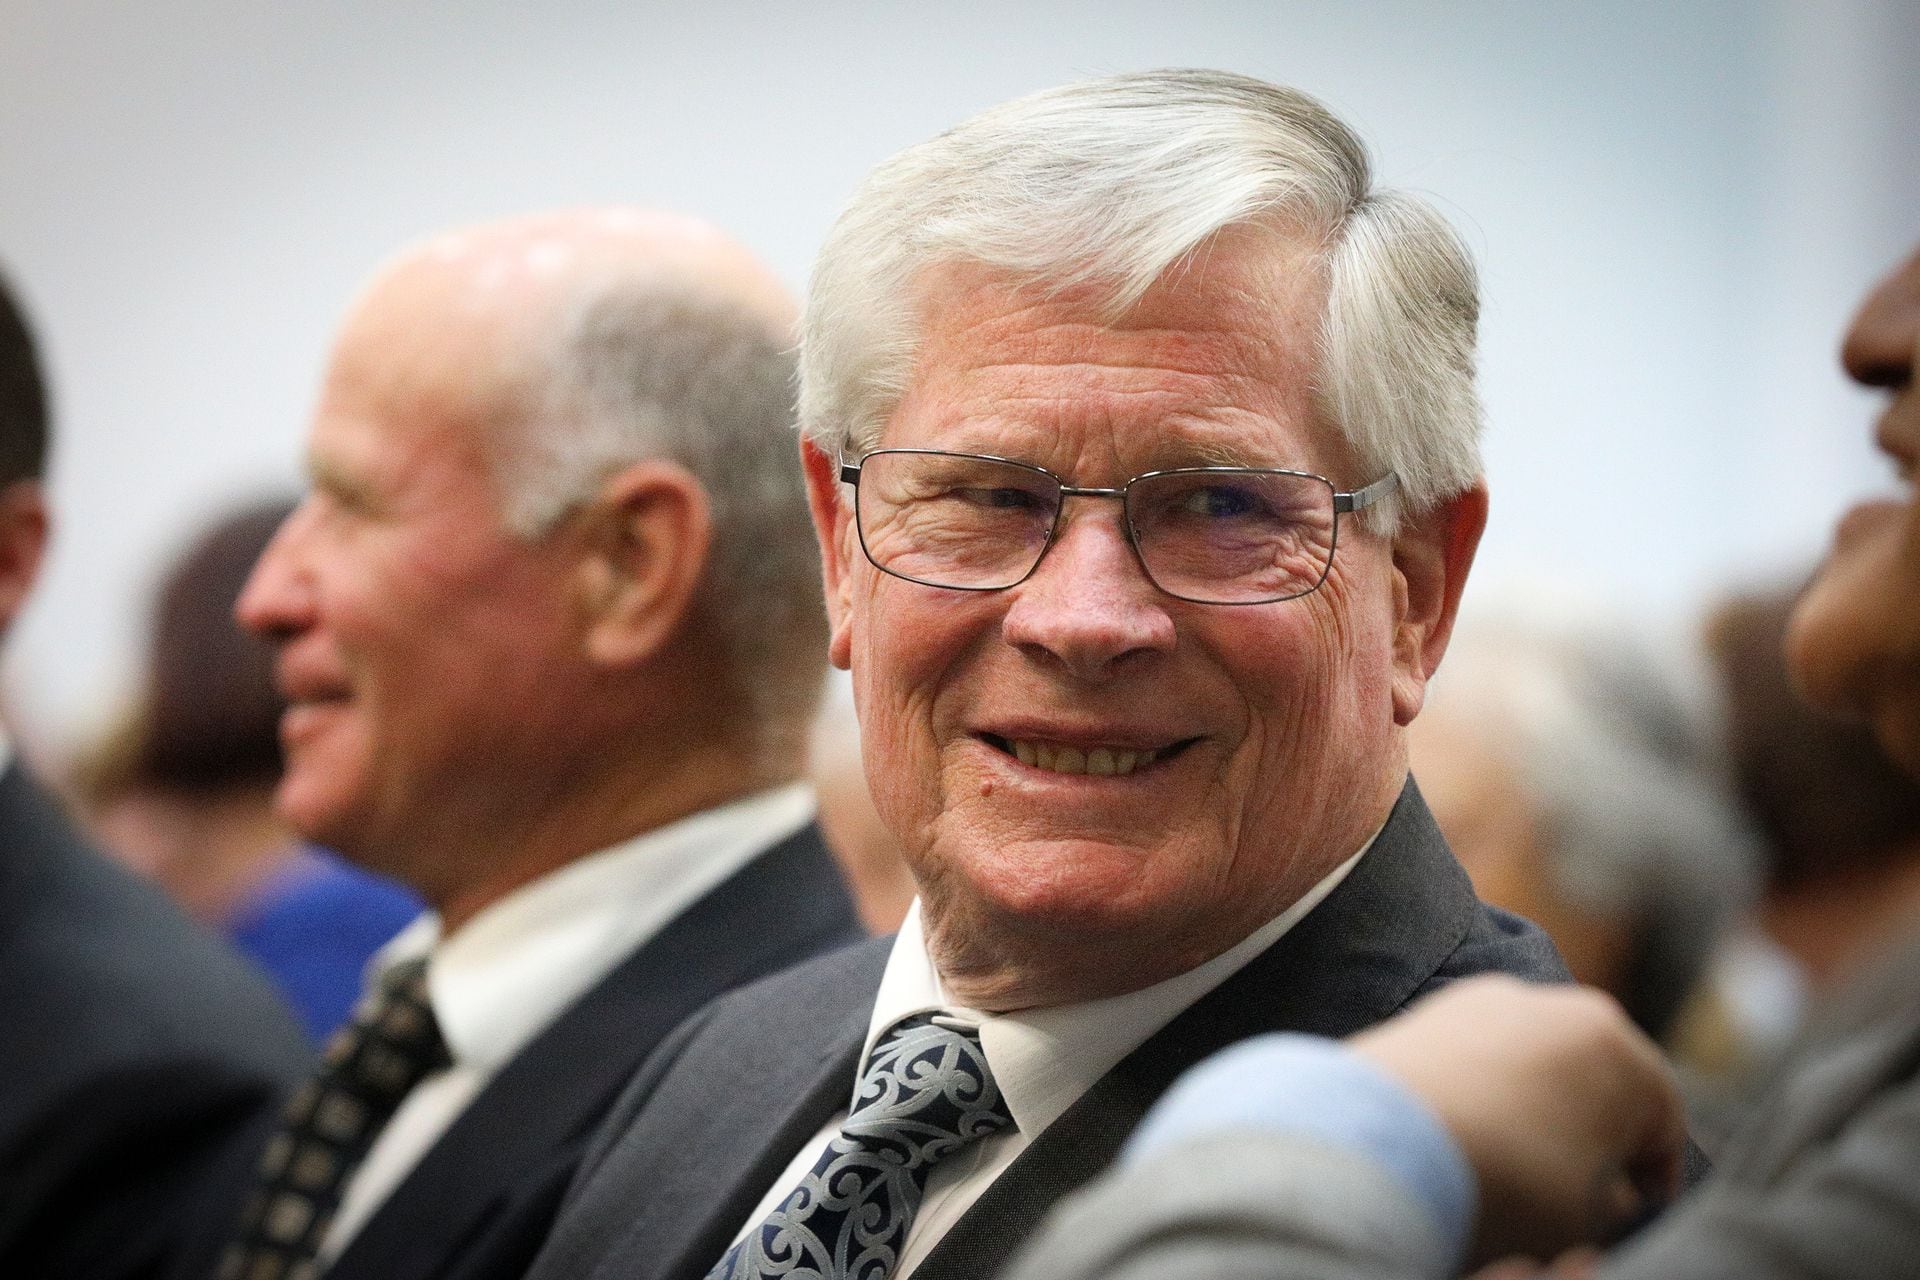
[1333,472,1399,514]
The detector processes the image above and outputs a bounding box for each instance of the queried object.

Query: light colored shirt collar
[370,782,815,1072]
[860,832,1373,1141]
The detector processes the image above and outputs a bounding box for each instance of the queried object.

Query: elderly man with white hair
[182,210,863,1280]
[525,70,1572,1280]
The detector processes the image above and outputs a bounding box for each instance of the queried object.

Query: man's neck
[425,739,798,936]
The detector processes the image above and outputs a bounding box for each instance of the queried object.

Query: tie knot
[707,1013,1015,1280]
[216,956,451,1277]
[320,955,451,1099]
[847,1012,1012,1155]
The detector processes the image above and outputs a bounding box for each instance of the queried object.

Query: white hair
[494,280,826,754]
[799,68,1483,530]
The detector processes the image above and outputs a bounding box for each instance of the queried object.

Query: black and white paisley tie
[708,1012,1015,1280]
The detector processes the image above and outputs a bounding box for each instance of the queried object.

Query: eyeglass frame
[836,447,1401,606]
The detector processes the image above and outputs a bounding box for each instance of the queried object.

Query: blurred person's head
[138,498,293,793]
[796,70,1490,1007]
[0,267,50,642]
[1411,596,1756,1040]
[76,498,298,913]
[1791,245,1920,778]
[237,209,825,929]
[1711,585,1920,986]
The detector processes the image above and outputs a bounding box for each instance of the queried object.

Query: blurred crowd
[0,65,1914,1280]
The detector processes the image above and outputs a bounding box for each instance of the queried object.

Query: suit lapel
[328,824,860,1280]
[918,780,1483,1280]
[580,939,892,1280]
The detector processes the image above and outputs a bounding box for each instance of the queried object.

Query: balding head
[239,211,825,911]
[350,208,822,744]
[346,209,797,516]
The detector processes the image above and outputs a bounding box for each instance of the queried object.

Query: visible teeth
[1005,740,1161,776]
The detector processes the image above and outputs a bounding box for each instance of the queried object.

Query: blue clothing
[227,847,421,1043]
[1124,1033,1476,1270]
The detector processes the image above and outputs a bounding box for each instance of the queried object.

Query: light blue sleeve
[1125,1033,1476,1268]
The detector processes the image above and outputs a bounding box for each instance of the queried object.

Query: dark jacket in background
[0,764,310,1279]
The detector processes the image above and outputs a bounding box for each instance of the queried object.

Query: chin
[952,842,1188,933]
[273,772,360,854]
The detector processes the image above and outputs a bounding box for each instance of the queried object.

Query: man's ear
[0,481,49,638]
[801,435,855,671]
[1389,480,1488,726]
[576,461,712,669]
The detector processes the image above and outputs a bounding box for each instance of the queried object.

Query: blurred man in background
[194,210,862,1280]
[1412,597,1755,1046]
[1006,241,1920,1279]
[0,266,310,1278]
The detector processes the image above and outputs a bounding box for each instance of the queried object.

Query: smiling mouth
[980,734,1199,777]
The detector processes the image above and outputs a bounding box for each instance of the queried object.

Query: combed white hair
[495,280,826,754]
[799,68,1483,529]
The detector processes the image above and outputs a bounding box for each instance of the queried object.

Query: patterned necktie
[709,1012,1015,1280]
[216,955,451,1280]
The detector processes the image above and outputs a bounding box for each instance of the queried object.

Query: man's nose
[234,503,316,643]
[1000,502,1176,681]
[1843,246,1920,390]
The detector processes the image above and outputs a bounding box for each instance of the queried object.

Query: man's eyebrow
[1185,440,1263,468]
[1153,438,1282,470]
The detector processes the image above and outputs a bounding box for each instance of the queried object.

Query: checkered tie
[215,956,450,1280]
[709,1012,1015,1280]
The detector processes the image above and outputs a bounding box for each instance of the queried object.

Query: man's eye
[1179,484,1267,518]
[953,486,1048,511]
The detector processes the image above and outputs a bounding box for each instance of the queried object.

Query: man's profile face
[819,228,1418,978]
[1790,246,1920,776]
[237,276,589,873]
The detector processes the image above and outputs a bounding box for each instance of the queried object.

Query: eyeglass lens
[854,452,1338,603]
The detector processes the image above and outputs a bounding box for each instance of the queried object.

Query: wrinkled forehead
[886,233,1348,475]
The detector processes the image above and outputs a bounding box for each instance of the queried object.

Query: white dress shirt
[729,834,1371,1280]
[321,783,816,1260]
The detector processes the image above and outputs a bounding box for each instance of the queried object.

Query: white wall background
[1,0,1914,757]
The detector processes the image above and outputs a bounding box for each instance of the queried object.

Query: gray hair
[1424,594,1760,1040]
[799,68,1482,529]
[496,280,826,755]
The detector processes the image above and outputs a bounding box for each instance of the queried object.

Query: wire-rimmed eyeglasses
[838,448,1399,606]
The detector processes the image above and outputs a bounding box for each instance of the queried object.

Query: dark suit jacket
[214,820,863,1280]
[527,779,1572,1280]
[0,764,312,1279]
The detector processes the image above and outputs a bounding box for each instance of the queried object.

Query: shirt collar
[370,782,815,1071]
[861,832,1373,1141]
